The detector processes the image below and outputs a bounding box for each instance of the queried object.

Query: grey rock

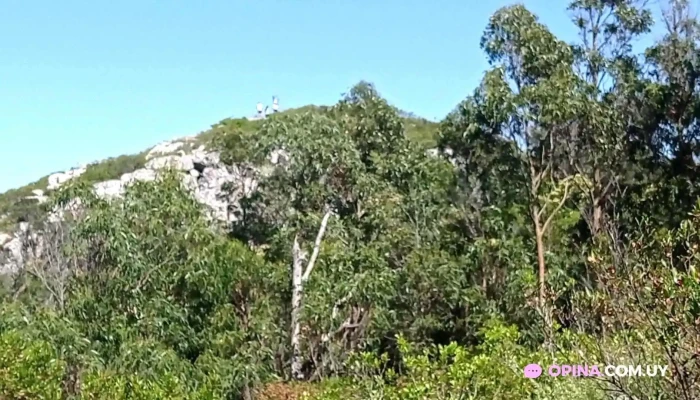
[0,233,11,246]
[0,147,282,273]
[1,236,23,274]
[47,165,87,190]
[145,155,194,171]
[146,141,184,160]
[94,180,124,199]
[121,168,157,185]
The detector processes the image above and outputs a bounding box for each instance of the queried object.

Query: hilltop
[0,104,438,232]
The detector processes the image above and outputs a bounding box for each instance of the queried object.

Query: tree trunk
[592,200,603,237]
[290,210,332,381]
[533,206,546,304]
[590,167,603,237]
[533,205,555,348]
[291,235,304,380]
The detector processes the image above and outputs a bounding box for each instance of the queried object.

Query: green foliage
[311,320,603,399]
[77,152,148,184]
[2,1,700,398]
[0,176,49,230]
[0,331,65,399]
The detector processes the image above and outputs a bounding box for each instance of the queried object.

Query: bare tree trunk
[290,210,332,381]
[241,381,253,400]
[589,167,606,237]
[533,206,546,303]
[291,235,304,380]
[533,207,554,349]
[592,201,603,237]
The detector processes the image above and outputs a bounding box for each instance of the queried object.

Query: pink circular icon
[523,363,542,378]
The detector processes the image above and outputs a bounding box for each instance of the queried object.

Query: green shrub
[77,152,148,184]
[310,320,604,400]
[0,331,66,399]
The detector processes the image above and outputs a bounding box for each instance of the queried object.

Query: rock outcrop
[0,223,30,275]
[1,133,440,275]
[0,138,288,275]
[47,165,87,190]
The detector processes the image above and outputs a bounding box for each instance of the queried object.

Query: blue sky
[0,0,663,192]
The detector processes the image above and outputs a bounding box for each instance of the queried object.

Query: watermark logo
[523,363,543,378]
[523,363,668,378]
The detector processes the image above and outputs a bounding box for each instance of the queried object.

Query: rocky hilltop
[0,135,288,275]
[0,109,439,274]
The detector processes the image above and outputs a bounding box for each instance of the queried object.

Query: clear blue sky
[0,0,662,192]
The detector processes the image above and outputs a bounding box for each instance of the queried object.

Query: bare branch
[302,210,332,282]
[542,181,571,233]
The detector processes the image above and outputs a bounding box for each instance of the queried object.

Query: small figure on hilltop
[256,102,263,117]
[272,96,279,113]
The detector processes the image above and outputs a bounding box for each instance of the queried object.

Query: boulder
[47,165,87,190]
[94,180,124,199]
[192,166,239,222]
[0,236,23,274]
[269,149,290,165]
[121,168,157,185]
[191,150,221,169]
[145,155,194,171]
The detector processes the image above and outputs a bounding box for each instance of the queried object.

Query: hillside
[0,105,438,231]
[1,1,700,399]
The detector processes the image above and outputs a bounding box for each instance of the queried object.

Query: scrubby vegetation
[2,0,700,398]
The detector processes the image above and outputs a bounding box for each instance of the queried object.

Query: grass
[0,105,438,231]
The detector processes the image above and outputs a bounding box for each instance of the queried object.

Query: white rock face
[94,180,124,199]
[1,236,23,274]
[0,144,279,274]
[25,189,48,204]
[146,141,184,160]
[47,165,87,190]
[121,169,156,185]
[0,229,45,275]
[0,233,11,247]
[191,150,220,167]
[145,155,194,171]
[181,173,199,192]
[269,149,290,165]
[194,166,237,222]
